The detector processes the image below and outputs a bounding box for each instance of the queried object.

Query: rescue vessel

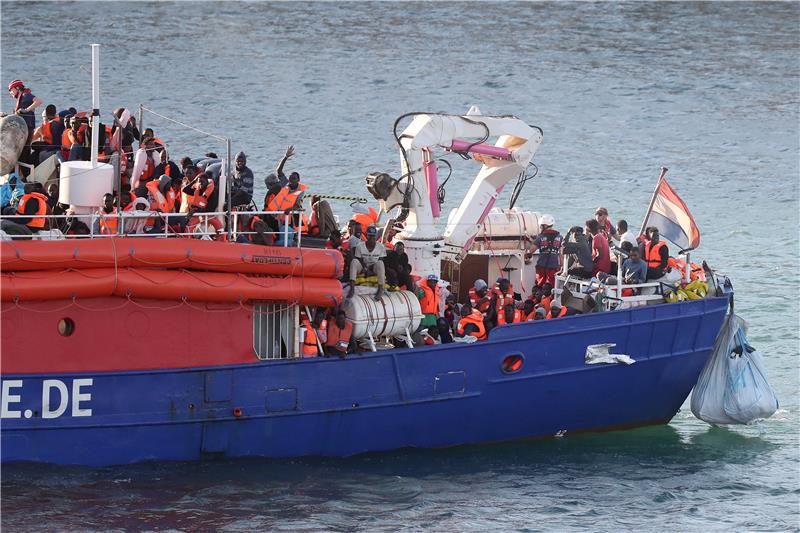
[0,45,734,466]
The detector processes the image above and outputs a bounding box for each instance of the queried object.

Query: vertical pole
[226,138,232,241]
[90,44,100,168]
[113,153,121,209]
[138,104,144,142]
[639,166,668,236]
[616,248,623,301]
[684,251,691,283]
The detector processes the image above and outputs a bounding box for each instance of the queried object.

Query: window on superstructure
[253,302,298,360]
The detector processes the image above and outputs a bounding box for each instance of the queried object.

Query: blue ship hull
[1,297,729,466]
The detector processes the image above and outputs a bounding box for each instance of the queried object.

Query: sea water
[1,2,798,530]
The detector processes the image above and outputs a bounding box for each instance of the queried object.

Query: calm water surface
[2,1,798,531]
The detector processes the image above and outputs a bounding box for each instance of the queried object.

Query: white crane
[366,107,543,278]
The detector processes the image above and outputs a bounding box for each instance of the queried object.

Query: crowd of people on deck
[301,206,675,357]
[3,79,680,359]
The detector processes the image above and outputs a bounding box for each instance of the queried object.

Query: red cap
[7,79,24,92]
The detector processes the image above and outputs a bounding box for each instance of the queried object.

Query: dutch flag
[642,168,701,251]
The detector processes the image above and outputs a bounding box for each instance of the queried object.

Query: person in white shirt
[617,219,638,248]
[348,225,387,301]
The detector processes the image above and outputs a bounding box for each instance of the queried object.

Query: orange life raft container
[1,268,342,306]
[0,238,342,279]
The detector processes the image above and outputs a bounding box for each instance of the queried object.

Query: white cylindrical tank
[59,161,114,208]
[342,290,423,339]
[473,208,540,250]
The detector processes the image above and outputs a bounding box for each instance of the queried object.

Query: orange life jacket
[497,308,524,325]
[456,310,487,340]
[138,156,156,185]
[352,207,378,233]
[122,192,137,212]
[540,295,552,313]
[146,180,173,213]
[16,192,48,229]
[60,129,73,158]
[419,284,439,315]
[98,208,119,235]
[492,284,515,311]
[326,319,353,352]
[40,117,60,146]
[302,317,327,357]
[667,257,705,281]
[268,186,303,211]
[645,241,668,269]
[546,306,568,319]
[190,180,215,210]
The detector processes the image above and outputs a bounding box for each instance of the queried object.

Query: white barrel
[342,290,423,339]
[474,208,540,249]
[59,161,114,208]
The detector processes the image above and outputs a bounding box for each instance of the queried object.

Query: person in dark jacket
[562,226,594,278]
[152,149,183,182]
[383,241,412,289]
[231,151,254,206]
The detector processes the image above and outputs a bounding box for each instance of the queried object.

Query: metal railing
[0,209,306,246]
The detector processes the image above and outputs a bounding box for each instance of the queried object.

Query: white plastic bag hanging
[722,329,779,423]
[691,313,779,425]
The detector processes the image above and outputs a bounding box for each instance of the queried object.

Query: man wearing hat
[416,273,441,328]
[348,225,387,301]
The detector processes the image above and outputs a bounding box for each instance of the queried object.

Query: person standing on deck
[586,219,611,275]
[417,274,441,330]
[526,214,562,287]
[8,80,43,175]
[231,151,254,206]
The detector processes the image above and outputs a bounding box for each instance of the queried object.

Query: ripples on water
[2,1,799,531]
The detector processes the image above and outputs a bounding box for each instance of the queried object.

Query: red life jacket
[468,287,491,313]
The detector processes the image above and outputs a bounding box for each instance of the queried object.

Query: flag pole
[638,166,668,237]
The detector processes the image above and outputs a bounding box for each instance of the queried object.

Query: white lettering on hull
[1,379,93,419]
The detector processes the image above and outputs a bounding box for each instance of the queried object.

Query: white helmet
[540,214,555,227]
[474,279,487,291]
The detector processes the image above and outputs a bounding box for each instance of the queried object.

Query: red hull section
[1,297,257,373]
[0,238,343,278]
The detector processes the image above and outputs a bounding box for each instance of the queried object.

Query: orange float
[1,268,342,306]
[0,238,342,279]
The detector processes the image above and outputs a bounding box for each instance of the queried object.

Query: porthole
[502,354,524,374]
[58,318,75,337]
